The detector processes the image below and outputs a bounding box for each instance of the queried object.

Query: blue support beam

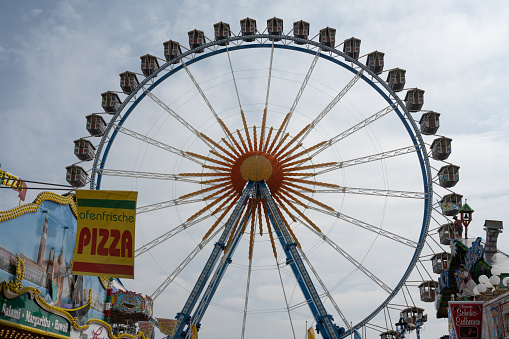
[189,201,254,330]
[263,198,322,328]
[169,181,254,339]
[258,181,341,339]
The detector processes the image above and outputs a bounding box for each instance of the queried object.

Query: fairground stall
[0,192,154,339]
[432,215,509,339]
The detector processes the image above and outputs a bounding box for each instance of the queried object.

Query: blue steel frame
[89,33,433,338]
[170,181,253,339]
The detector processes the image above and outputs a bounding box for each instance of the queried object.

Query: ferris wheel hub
[231,151,283,194]
[240,155,273,181]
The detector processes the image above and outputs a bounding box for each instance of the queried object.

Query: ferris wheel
[67,17,459,339]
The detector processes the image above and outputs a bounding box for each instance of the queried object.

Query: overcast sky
[1,1,509,339]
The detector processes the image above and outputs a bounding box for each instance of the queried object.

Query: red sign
[449,301,483,339]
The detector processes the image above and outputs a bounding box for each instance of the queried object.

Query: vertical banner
[72,190,138,278]
[449,301,483,339]
[157,318,177,336]
[138,321,154,339]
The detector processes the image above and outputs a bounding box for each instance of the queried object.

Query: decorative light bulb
[478,275,489,284]
[491,266,502,276]
[490,275,501,286]
[476,284,487,293]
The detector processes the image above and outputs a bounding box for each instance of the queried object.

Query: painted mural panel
[482,294,509,339]
[0,192,107,325]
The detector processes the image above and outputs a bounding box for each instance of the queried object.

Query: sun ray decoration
[178,112,343,254]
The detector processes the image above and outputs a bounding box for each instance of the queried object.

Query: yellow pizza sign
[72,190,138,279]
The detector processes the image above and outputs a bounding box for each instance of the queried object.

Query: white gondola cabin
[188,29,205,53]
[140,54,160,77]
[214,22,230,45]
[404,88,425,112]
[438,164,460,188]
[65,165,87,188]
[267,17,283,41]
[293,20,310,43]
[438,222,455,245]
[386,68,406,92]
[343,37,361,60]
[240,18,257,42]
[74,138,96,161]
[366,51,385,75]
[319,27,336,47]
[101,91,122,114]
[431,137,451,160]
[400,307,427,329]
[418,281,438,302]
[86,114,107,137]
[419,111,440,135]
[119,71,139,94]
[163,40,182,63]
[440,193,463,216]
[432,252,451,274]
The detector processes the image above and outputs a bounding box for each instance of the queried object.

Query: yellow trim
[99,276,112,290]
[0,169,24,189]
[73,319,147,339]
[35,289,93,325]
[2,257,146,339]
[0,318,72,339]
[0,191,77,222]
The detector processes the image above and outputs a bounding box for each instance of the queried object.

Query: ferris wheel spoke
[279,49,321,143]
[180,61,235,145]
[241,219,256,339]
[225,44,242,110]
[264,41,275,109]
[308,145,418,178]
[310,104,398,158]
[296,215,394,294]
[137,197,203,214]
[98,168,205,184]
[135,209,222,257]
[303,204,418,248]
[224,45,253,153]
[310,186,426,199]
[140,86,215,149]
[114,125,205,166]
[297,247,351,329]
[297,70,364,145]
[151,223,223,300]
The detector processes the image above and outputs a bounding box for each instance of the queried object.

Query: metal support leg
[258,181,341,339]
[170,182,254,339]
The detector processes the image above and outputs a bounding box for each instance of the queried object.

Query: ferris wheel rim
[89,32,433,336]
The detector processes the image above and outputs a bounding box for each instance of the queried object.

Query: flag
[138,321,154,339]
[307,327,316,339]
[13,181,27,201]
[157,318,176,336]
[191,324,198,339]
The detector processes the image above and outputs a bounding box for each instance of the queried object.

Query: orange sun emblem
[178,109,339,257]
